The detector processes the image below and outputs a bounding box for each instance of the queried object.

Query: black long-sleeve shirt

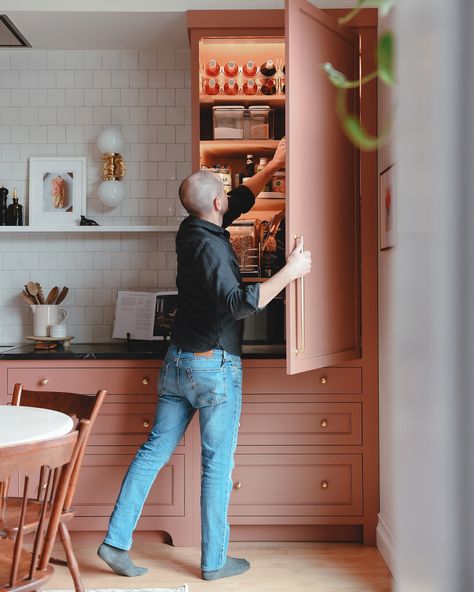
[170,184,260,355]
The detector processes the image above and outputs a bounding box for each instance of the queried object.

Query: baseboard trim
[376,514,396,576]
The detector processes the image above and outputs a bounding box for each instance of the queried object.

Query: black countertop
[0,341,285,360]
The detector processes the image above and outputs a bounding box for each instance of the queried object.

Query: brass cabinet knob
[40,378,49,385]
[320,419,328,428]
[234,481,242,489]
[321,480,329,489]
[320,377,327,385]
[238,421,242,428]
[142,377,150,385]
[143,420,150,428]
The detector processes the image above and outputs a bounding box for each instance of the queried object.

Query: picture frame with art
[380,164,396,250]
[28,157,86,227]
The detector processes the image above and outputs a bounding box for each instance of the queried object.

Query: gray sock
[97,542,148,577]
[202,556,250,581]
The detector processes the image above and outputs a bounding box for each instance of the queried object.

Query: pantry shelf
[0,225,179,233]
[200,139,280,159]
[200,95,285,107]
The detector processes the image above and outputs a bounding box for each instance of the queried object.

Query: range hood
[0,15,30,47]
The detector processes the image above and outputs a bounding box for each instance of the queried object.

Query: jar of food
[223,60,239,77]
[271,171,286,193]
[223,78,239,95]
[203,78,220,95]
[204,58,220,76]
[243,60,258,77]
[229,219,260,276]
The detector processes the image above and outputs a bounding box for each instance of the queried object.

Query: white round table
[0,406,74,447]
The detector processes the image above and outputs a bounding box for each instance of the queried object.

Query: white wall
[0,49,191,344]
[392,0,474,589]
[376,8,396,574]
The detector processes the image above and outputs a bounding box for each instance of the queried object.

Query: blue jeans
[104,344,242,572]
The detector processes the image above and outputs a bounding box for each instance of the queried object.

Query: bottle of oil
[6,188,23,226]
[0,186,8,226]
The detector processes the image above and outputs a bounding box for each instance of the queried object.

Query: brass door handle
[320,480,329,489]
[320,419,328,428]
[234,481,242,489]
[142,377,150,385]
[294,235,305,355]
[40,378,49,386]
[143,420,150,428]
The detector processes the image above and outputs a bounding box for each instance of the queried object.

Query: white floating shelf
[0,225,179,233]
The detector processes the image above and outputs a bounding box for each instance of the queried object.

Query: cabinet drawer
[237,402,362,446]
[229,454,362,517]
[7,367,159,395]
[242,367,362,395]
[73,453,185,517]
[88,402,185,448]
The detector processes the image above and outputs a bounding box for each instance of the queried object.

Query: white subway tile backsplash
[38,107,57,124]
[111,70,130,88]
[1,48,191,343]
[93,70,111,88]
[130,70,148,89]
[57,70,75,88]
[102,51,121,70]
[3,70,19,88]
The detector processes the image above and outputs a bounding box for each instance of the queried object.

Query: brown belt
[194,350,214,357]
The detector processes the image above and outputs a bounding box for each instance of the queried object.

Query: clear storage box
[213,106,245,139]
[249,105,273,139]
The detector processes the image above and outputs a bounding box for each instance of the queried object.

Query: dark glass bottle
[0,186,8,226]
[245,154,255,177]
[6,188,23,226]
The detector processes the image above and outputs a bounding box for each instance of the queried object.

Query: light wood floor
[45,535,393,592]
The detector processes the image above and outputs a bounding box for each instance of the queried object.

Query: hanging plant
[322,0,395,151]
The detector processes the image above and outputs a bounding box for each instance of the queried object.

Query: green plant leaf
[321,63,348,88]
[338,0,395,24]
[377,32,395,85]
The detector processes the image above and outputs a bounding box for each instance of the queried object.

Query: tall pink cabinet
[0,2,378,547]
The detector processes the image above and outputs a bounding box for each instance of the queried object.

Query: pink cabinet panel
[229,454,362,516]
[285,0,361,373]
[242,366,362,395]
[7,367,159,395]
[237,402,362,446]
[87,401,186,448]
[74,453,185,517]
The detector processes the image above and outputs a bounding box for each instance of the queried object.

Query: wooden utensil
[20,290,35,305]
[55,286,69,305]
[35,282,45,304]
[25,282,41,304]
[46,286,59,304]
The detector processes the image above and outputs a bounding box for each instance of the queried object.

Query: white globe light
[98,180,125,207]
[97,128,124,154]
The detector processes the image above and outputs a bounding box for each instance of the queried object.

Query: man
[98,138,311,581]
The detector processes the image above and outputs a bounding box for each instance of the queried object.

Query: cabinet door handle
[40,378,49,386]
[320,419,328,428]
[234,481,242,489]
[143,420,150,428]
[320,480,329,489]
[294,235,305,355]
[142,377,150,385]
[238,421,242,428]
[320,377,327,385]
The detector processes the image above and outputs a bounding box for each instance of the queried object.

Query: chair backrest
[0,426,85,591]
[12,383,107,510]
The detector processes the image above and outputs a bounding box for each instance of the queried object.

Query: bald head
[178,170,224,217]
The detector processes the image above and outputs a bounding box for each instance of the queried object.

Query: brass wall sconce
[97,128,126,207]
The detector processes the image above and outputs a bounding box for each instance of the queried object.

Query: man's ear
[214,194,222,211]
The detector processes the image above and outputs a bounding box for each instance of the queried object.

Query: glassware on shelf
[260,78,277,95]
[223,78,240,95]
[243,78,258,95]
[223,60,239,77]
[204,58,220,76]
[242,60,258,77]
[260,59,277,77]
[203,78,220,95]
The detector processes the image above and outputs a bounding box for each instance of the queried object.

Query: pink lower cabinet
[229,454,362,517]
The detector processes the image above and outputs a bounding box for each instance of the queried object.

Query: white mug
[49,323,67,339]
[29,305,68,337]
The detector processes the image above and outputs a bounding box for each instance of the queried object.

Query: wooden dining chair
[0,383,107,592]
[0,426,86,592]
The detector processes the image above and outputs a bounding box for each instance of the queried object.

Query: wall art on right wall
[380,163,396,250]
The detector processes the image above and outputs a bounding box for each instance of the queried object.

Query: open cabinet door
[286,0,361,375]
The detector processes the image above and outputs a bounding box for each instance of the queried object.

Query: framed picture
[29,157,86,227]
[380,164,396,250]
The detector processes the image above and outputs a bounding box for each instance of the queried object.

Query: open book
[112,290,178,341]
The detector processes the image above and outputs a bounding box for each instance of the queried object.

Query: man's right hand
[286,236,312,280]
